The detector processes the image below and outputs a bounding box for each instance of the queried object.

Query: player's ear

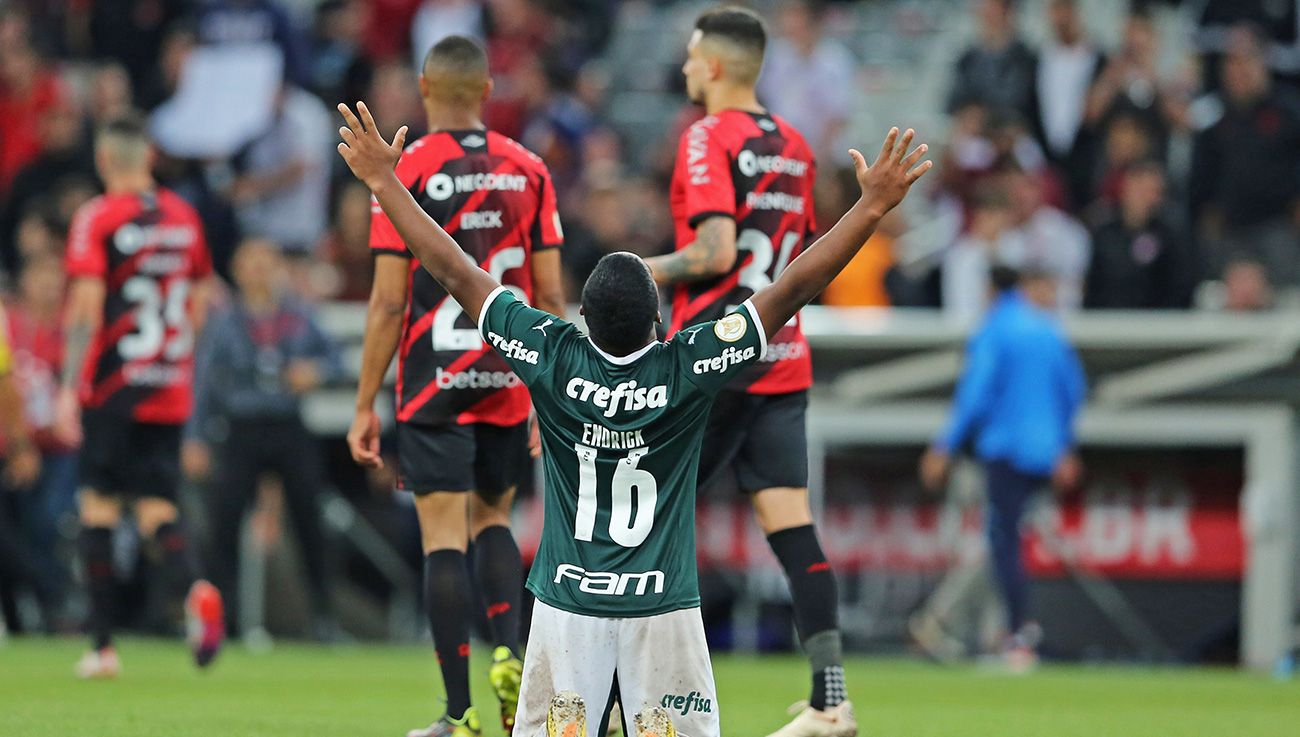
[707,55,723,82]
[655,310,663,324]
[94,147,110,176]
[579,304,586,316]
[482,77,494,103]
[418,74,429,99]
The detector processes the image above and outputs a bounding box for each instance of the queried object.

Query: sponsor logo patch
[714,313,747,342]
[736,150,809,178]
[692,346,755,375]
[486,331,539,365]
[554,564,665,596]
[565,378,668,418]
[660,691,713,716]
[426,172,529,201]
[435,367,521,389]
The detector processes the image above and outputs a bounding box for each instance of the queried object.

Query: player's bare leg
[632,705,677,737]
[411,492,481,737]
[136,496,225,668]
[547,691,587,737]
[471,487,524,733]
[75,489,122,679]
[754,488,856,737]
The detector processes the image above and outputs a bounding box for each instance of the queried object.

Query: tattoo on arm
[649,217,736,285]
[61,323,92,390]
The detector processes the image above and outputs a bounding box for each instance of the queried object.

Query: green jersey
[478,286,768,617]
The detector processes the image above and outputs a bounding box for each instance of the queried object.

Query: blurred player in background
[645,8,852,736]
[347,35,565,737]
[920,266,1086,671]
[336,94,928,737]
[0,301,45,632]
[54,114,222,678]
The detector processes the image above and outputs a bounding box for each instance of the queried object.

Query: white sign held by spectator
[150,44,284,158]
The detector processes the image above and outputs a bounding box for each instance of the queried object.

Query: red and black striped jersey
[370,129,563,427]
[65,189,212,424]
[668,109,816,394]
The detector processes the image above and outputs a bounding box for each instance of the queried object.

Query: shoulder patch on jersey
[714,313,747,343]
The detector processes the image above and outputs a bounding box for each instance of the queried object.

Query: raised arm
[750,128,930,339]
[336,102,500,323]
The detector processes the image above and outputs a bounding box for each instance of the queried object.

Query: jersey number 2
[431,246,526,350]
[120,277,191,361]
[573,445,657,548]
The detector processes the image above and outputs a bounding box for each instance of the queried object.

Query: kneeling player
[56,115,223,677]
[337,99,929,737]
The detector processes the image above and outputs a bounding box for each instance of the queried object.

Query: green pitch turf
[1,638,1297,736]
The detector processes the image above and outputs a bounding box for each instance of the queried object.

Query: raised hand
[849,127,931,218]
[336,101,409,190]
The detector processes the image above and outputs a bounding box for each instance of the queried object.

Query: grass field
[1,638,1297,737]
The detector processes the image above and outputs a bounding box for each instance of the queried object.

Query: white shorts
[516,600,720,737]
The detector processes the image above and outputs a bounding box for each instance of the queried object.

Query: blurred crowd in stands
[3,0,1300,636]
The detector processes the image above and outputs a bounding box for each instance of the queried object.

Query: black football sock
[767,524,846,710]
[149,521,198,619]
[425,549,473,719]
[472,525,522,654]
[79,526,116,651]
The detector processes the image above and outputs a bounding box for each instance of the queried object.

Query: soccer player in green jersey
[336,100,930,737]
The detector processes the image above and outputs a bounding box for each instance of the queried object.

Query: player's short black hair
[581,252,659,356]
[423,34,489,78]
[990,264,1022,292]
[95,111,151,167]
[695,6,767,59]
[97,111,149,142]
[422,35,490,107]
[1125,157,1165,177]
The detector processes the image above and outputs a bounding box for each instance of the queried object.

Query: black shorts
[79,409,182,500]
[397,421,529,497]
[697,390,809,494]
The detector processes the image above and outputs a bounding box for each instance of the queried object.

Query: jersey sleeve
[531,167,564,251]
[368,152,421,257]
[65,199,108,279]
[189,210,213,279]
[677,119,736,226]
[674,299,768,395]
[477,286,570,385]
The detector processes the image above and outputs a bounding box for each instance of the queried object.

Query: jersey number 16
[573,444,658,548]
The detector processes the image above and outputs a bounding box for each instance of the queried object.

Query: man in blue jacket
[920,265,1086,669]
